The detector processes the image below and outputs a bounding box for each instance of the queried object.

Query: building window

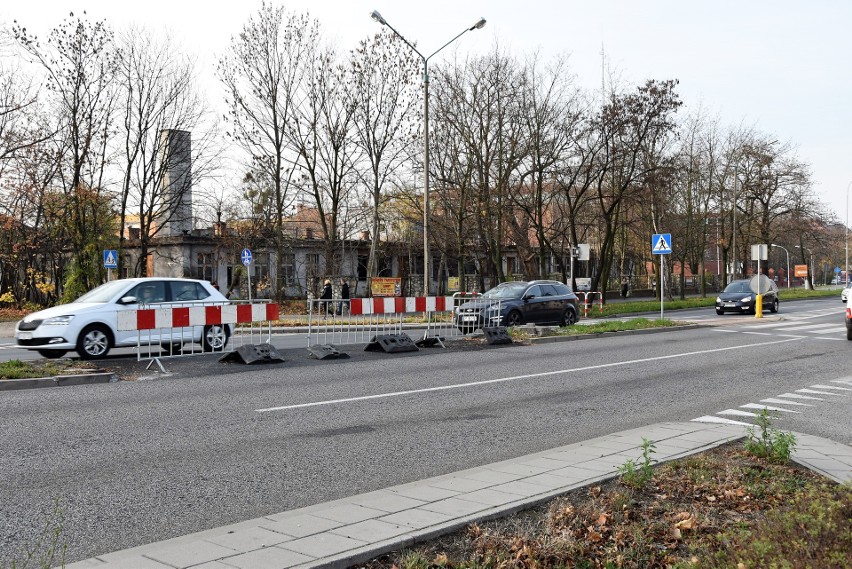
[306,253,321,277]
[506,256,519,275]
[195,253,214,282]
[252,253,269,287]
[281,253,295,286]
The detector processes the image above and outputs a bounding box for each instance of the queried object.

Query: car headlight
[741,296,752,303]
[43,315,74,326]
[715,297,722,303]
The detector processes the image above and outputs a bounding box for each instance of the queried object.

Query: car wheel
[161,343,182,355]
[505,310,523,327]
[203,325,229,352]
[560,308,577,326]
[37,349,67,359]
[770,298,779,313]
[76,324,112,360]
[715,308,724,315]
[847,327,852,341]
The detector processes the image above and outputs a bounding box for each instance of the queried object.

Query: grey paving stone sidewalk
[64,421,852,569]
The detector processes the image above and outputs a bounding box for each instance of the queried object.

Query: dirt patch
[358,444,852,568]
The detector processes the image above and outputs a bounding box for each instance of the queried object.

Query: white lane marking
[691,415,752,426]
[740,403,800,414]
[768,322,840,331]
[255,337,800,413]
[743,332,772,336]
[798,388,847,396]
[718,409,758,417]
[811,384,852,392]
[779,392,824,401]
[804,326,846,334]
[760,398,813,407]
[831,378,852,386]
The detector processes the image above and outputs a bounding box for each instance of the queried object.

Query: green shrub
[744,408,797,461]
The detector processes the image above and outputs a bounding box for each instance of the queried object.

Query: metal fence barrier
[117,301,279,370]
[307,296,471,349]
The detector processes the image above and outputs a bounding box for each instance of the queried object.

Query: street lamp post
[371,10,486,296]
[770,244,790,288]
[846,181,852,286]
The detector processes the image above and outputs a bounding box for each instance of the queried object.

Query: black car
[715,279,779,315]
[454,280,580,333]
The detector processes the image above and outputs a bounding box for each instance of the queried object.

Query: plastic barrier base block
[415,336,444,348]
[364,334,419,353]
[483,326,513,345]
[307,344,350,360]
[219,344,286,364]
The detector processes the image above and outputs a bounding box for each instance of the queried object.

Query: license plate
[461,315,477,322]
[724,303,736,307]
[17,332,32,340]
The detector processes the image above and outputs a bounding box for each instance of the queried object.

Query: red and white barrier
[117,303,279,331]
[579,291,604,318]
[307,296,459,348]
[348,296,454,316]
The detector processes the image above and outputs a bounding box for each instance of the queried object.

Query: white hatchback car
[15,278,230,359]
[842,282,852,303]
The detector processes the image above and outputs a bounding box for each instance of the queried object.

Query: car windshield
[74,280,133,303]
[481,283,528,299]
[723,281,751,293]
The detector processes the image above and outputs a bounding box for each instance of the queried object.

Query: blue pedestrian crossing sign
[651,233,672,255]
[241,248,253,266]
[103,249,118,269]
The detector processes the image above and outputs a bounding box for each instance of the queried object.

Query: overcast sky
[4,0,851,222]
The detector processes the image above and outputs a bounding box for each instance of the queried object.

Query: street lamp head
[470,17,487,30]
[370,10,387,25]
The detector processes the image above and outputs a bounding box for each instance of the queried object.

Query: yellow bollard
[755,294,763,318]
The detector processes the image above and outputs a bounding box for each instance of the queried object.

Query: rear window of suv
[552,283,572,296]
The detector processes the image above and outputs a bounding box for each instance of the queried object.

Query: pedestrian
[621,277,629,298]
[337,279,350,315]
[320,279,334,316]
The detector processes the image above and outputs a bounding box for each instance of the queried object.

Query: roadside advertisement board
[447,276,460,292]
[371,277,402,297]
[794,264,808,277]
[575,277,592,291]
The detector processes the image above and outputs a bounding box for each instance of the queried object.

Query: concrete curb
[526,323,701,344]
[0,371,117,391]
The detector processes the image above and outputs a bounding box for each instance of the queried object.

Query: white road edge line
[256,337,800,413]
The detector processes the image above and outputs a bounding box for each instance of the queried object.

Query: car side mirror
[523,294,535,300]
[119,296,138,305]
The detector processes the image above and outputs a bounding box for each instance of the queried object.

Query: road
[1,297,850,564]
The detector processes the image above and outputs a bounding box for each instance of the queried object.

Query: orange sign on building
[371,277,402,297]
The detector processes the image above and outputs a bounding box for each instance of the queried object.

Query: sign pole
[660,255,665,320]
[651,233,672,321]
[241,248,253,303]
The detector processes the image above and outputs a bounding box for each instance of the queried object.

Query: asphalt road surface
[1,298,850,564]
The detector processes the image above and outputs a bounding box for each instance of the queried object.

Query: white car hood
[19,302,111,324]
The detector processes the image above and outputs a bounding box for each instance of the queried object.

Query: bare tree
[218,3,316,300]
[288,40,361,283]
[13,12,119,297]
[116,26,217,277]
[509,53,581,280]
[350,30,419,282]
[591,79,682,295]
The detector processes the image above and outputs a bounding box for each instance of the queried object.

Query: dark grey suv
[454,280,580,333]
